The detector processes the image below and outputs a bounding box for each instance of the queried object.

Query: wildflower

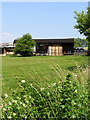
[5,94,8,98]
[14,100,17,103]
[40,88,45,91]
[17,97,20,99]
[21,80,25,83]
[72,115,76,118]
[12,100,17,103]
[48,85,50,87]
[9,102,12,105]
[20,101,22,105]
[25,116,27,119]
[29,96,31,99]
[23,103,26,107]
[3,108,6,111]
[52,83,56,86]
[26,101,29,103]
[74,74,78,77]
[13,113,16,116]
[7,116,12,119]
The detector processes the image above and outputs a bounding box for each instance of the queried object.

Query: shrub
[2,69,88,119]
[14,33,36,57]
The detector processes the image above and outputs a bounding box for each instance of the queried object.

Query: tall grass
[2,64,88,119]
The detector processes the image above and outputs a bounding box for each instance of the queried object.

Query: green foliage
[74,7,90,39]
[74,38,88,47]
[14,33,36,56]
[58,74,88,119]
[74,7,90,55]
[2,66,88,119]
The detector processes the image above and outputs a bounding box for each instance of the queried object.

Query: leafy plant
[14,33,36,57]
[2,69,88,119]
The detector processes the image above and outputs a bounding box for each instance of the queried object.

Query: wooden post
[3,48,6,54]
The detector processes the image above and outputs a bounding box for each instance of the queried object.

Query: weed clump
[2,72,88,119]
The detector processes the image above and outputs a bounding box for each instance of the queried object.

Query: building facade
[33,38,74,55]
[0,43,15,55]
[1,38,74,56]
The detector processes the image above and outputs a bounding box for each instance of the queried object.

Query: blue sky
[2,2,88,43]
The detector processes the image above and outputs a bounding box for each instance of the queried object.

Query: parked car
[74,47,87,52]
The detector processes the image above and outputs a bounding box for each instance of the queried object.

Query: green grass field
[2,55,88,95]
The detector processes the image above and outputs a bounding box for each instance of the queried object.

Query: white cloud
[1,32,20,43]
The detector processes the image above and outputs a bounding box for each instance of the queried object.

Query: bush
[2,72,88,119]
[14,33,36,57]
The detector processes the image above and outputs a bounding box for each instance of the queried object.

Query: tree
[14,33,36,56]
[74,38,88,47]
[74,7,90,55]
[74,7,90,39]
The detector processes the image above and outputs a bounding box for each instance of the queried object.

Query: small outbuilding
[0,43,15,55]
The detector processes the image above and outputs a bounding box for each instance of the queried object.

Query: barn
[33,38,74,55]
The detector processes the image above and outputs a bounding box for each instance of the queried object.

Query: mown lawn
[2,55,88,95]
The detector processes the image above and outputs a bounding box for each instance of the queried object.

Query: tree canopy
[74,38,88,47]
[74,7,90,40]
[74,7,90,55]
[14,33,36,56]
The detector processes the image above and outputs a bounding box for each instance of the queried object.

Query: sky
[1,2,89,43]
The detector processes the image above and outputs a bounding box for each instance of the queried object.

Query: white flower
[29,96,31,99]
[52,83,56,86]
[13,113,16,116]
[21,80,25,83]
[7,116,12,119]
[40,88,45,91]
[25,116,27,119]
[58,81,60,83]
[72,115,76,118]
[3,108,6,111]
[23,103,25,107]
[20,101,22,105]
[17,97,20,99]
[5,94,8,98]
[14,100,17,103]
[74,74,78,77]
[26,101,29,103]
[12,100,17,103]
[9,102,12,105]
